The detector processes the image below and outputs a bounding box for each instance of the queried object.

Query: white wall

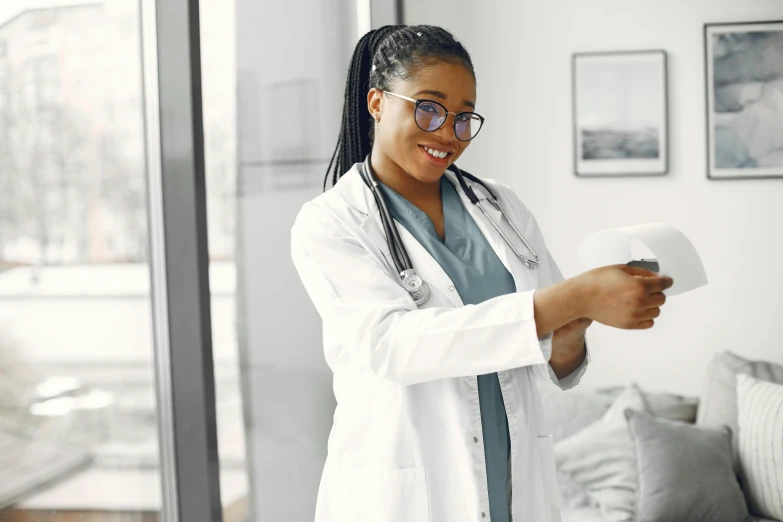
[405,0,783,395]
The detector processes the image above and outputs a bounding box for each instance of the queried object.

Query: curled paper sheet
[578,223,708,296]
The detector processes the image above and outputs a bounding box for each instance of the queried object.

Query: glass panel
[201,0,360,519]
[0,1,161,520]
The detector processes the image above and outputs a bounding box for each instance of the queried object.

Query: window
[0,1,161,518]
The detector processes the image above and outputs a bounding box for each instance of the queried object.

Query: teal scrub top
[378,175,517,522]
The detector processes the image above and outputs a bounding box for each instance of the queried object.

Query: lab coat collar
[333,164,538,305]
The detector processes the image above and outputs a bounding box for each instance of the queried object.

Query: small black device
[626,258,659,272]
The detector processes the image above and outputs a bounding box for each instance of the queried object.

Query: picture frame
[705,21,783,180]
[572,50,669,177]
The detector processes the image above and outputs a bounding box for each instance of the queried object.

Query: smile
[419,145,453,160]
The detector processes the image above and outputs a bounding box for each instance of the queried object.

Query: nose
[433,112,460,143]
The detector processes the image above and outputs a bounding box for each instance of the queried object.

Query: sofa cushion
[737,375,783,520]
[539,384,613,442]
[539,383,614,509]
[554,384,649,522]
[625,409,748,522]
[595,386,698,423]
[560,506,609,522]
[697,351,783,468]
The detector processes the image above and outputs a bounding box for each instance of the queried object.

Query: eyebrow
[412,89,476,109]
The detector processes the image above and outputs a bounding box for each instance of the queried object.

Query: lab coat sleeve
[290,202,550,386]
[493,183,589,390]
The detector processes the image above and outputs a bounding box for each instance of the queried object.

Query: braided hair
[323,25,475,191]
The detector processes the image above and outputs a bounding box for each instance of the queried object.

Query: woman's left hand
[553,317,593,341]
[550,318,591,373]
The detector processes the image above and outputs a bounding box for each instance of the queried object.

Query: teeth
[426,148,448,159]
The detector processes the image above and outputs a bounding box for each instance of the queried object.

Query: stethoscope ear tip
[524,259,540,270]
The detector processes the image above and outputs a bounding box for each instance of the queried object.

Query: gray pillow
[625,409,749,522]
[697,351,783,463]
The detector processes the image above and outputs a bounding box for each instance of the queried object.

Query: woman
[291,25,672,522]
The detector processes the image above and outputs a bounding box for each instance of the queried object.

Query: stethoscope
[358,155,539,305]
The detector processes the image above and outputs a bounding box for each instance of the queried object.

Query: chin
[414,164,448,184]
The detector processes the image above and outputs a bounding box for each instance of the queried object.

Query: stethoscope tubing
[358,155,539,299]
[365,166,413,275]
[368,178,409,274]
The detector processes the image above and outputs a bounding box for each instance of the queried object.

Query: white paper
[578,223,708,296]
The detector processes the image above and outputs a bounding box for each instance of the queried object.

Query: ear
[367,88,384,121]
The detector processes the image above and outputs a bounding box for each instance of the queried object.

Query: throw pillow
[539,384,613,442]
[625,409,748,522]
[697,351,783,467]
[597,386,699,423]
[737,374,783,520]
[539,382,613,509]
[554,383,649,522]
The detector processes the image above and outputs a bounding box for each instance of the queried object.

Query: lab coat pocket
[331,466,430,522]
[537,435,563,522]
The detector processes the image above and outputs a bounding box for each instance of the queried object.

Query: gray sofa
[539,351,783,522]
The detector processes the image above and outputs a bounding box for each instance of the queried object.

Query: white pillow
[554,384,649,522]
[737,374,783,520]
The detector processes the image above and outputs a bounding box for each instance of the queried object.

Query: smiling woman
[295,23,672,522]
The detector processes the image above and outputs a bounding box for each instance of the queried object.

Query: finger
[620,264,659,278]
[637,319,655,329]
[646,292,666,308]
[639,307,661,320]
[643,276,674,294]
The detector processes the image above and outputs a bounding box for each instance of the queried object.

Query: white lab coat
[290,164,589,522]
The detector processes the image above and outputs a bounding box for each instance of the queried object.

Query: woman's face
[368,61,477,184]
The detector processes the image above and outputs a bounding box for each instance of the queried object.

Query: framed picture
[572,50,668,177]
[705,21,783,180]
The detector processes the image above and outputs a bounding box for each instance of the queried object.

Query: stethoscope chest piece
[401,269,429,305]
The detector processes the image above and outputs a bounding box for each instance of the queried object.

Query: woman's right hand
[577,265,674,329]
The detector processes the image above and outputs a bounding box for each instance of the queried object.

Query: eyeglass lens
[414,101,482,141]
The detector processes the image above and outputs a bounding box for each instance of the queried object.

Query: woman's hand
[553,317,593,340]
[533,264,673,339]
[577,264,673,329]
[550,318,591,378]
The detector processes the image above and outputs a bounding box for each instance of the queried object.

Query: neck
[369,148,441,204]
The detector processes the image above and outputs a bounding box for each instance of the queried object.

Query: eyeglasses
[383,91,485,141]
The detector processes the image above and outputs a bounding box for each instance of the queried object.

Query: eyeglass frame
[381,91,485,142]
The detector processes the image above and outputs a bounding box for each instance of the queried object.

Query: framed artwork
[572,50,668,177]
[705,21,783,180]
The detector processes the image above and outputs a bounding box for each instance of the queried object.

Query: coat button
[473,436,479,443]
[449,285,455,291]
[482,512,487,518]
